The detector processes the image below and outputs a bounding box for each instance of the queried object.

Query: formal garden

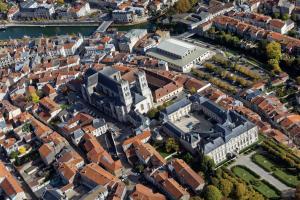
[192,54,266,94]
[252,153,300,188]
[232,165,281,199]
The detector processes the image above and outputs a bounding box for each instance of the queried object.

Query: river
[0,22,151,40]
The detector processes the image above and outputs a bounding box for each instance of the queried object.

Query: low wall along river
[0,22,150,40]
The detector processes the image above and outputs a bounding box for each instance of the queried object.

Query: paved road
[228,152,291,192]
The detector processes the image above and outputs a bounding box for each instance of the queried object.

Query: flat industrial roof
[147,45,210,69]
[157,38,196,58]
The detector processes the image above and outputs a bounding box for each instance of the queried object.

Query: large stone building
[19,0,55,19]
[161,94,258,164]
[82,67,153,122]
[147,38,213,73]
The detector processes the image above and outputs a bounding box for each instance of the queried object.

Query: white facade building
[147,38,214,73]
[162,95,259,164]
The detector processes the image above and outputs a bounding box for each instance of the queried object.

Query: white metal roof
[156,38,196,58]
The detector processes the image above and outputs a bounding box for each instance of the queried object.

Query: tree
[18,146,26,155]
[189,87,197,94]
[183,152,193,164]
[268,59,282,73]
[295,183,300,200]
[147,108,158,119]
[234,182,248,200]
[219,178,233,197]
[273,12,280,19]
[200,155,215,175]
[296,76,300,85]
[0,1,8,13]
[29,92,40,104]
[291,14,297,22]
[281,14,289,21]
[10,151,19,159]
[22,123,31,132]
[165,138,179,153]
[204,185,222,200]
[266,41,282,61]
[135,164,144,173]
[189,196,203,200]
[56,0,64,4]
[174,0,191,13]
[248,193,265,200]
[189,0,198,6]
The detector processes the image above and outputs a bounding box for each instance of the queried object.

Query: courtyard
[172,112,213,133]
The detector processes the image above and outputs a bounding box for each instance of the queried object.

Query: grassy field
[232,165,280,199]
[252,153,300,187]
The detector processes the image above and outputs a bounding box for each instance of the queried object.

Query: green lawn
[252,154,273,172]
[232,166,256,182]
[156,146,173,158]
[252,153,300,187]
[232,166,280,199]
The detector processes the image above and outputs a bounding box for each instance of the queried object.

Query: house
[79,185,108,200]
[38,143,56,165]
[129,184,166,200]
[112,7,145,24]
[0,100,21,121]
[19,1,55,19]
[144,69,183,103]
[133,140,166,167]
[122,130,151,152]
[62,113,108,144]
[118,29,148,53]
[0,115,8,133]
[7,6,19,21]
[184,78,211,93]
[82,118,108,137]
[38,97,62,122]
[42,84,57,100]
[0,162,26,200]
[69,2,91,18]
[57,149,84,184]
[268,19,294,34]
[0,138,19,155]
[147,170,190,200]
[39,132,68,165]
[169,159,205,192]
[275,0,295,15]
[31,118,53,139]
[83,133,123,177]
[80,163,117,189]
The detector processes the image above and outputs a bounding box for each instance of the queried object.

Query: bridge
[174,31,196,39]
[95,20,113,33]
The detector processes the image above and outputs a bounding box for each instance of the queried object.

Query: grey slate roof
[163,94,257,154]
[72,129,84,140]
[133,92,146,105]
[163,121,184,138]
[93,118,106,128]
[162,97,191,115]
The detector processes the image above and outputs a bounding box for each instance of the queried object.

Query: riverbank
[0,21,151,40]
[3,20,100,27]
[0,26,98,40]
